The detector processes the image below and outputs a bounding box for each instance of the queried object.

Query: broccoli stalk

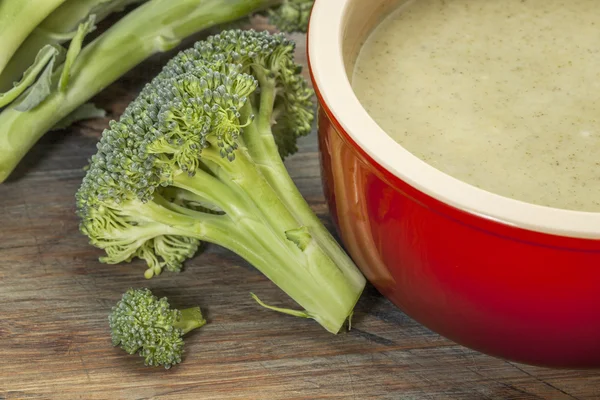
[0,0,149,92]
[208,26,357,293]
[0,0,68,79]
[0,0,287,183]
[77,30,365,334]
[109,288,206,368]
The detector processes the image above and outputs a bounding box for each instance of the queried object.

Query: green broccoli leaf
[0,45,58,108]
[59,14,97,91]
[14,45,65,112]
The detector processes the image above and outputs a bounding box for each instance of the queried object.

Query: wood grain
[1,18,599,400]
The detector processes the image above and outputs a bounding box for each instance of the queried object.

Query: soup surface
[352,0,600,211]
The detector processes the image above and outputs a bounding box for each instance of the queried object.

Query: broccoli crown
[269,0,315,34]
[79,62,256,206]
[162,29,314,158]
[109,288,205,368]
[75,30,314,276]
[77,29,311,213]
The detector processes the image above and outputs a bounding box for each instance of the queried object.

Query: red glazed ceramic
[308,0,600,368]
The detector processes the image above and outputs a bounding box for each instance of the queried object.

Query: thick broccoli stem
[0,0,67,78]
[0,0,280,183]
[244,81,366,292]
[174,146,363,333]
[133,144,361,332]
[175,145,342,279]
[173,307,206,334]
[0,0,147,91]
[199,146,315,241]
[120,175,360,333]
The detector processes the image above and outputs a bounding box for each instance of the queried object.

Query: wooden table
[1,21,598,400]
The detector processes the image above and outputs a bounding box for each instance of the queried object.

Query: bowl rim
[307,0,600,239]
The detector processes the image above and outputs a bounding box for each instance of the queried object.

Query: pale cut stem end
[174,306,207,335]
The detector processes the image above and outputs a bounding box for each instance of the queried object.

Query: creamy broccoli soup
[352,0,600,211]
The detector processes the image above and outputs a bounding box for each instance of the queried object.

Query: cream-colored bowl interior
[309,0,600,239]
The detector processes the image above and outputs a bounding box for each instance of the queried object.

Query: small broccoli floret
[109,288,206,368]
[269,0,315,33]
[77,29,365,334]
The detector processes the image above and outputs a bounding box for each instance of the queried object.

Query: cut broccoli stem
[128,188,359,333]
[0,0,280,183]
[194,147,363,332]
[187,143,359,287]
[241,71,365,295]
[171,174,313,281]
[172,153,346,273]
[101,152,361,332]
[198,146,315,238]
[0,0,68,78]
[173,307,206,334]
[255,78,278,134]
[244,80,365,291]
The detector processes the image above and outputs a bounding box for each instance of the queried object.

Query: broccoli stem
[111,152,362,333]
[0,0,68,78]
[0,0,280,183]
[172,168,312,275]
[173,307,206,335]
[119,199,283,273]
[176,214,360,333]
[245,81,366,293]
[0,0,147,91]
[187,146,363,332]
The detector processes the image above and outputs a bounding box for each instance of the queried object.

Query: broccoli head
[269,0,315,33]
[109,288,206,368]
[77,30,365,334]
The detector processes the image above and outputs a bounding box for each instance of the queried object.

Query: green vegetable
[0,0,149,92]
[109,288,206,369]
[0,45,61,108]
[10,15,99,113]
[77,29,365,334]
[0,0,314,183]
[59,14,97,92]
[0,0,67,80]
[268,0,314,33]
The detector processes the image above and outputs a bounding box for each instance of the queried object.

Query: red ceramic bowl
[308,0,600,368]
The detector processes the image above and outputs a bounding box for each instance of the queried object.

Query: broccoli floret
[109,288,206,368]
[269,0,315,33]
[77,29,365,334]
